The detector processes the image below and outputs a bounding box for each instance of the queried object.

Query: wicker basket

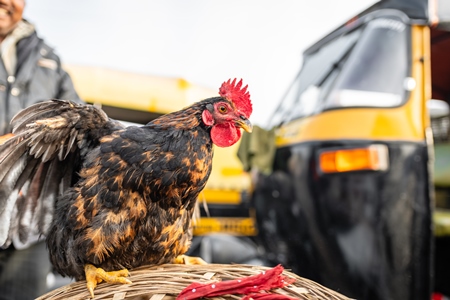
[37,264,352,300]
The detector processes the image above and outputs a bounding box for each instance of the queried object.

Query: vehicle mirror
[428,99,450,119]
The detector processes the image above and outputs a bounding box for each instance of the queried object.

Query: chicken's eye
[218,106,227,114]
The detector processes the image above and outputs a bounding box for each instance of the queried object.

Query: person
[0,0,83,299]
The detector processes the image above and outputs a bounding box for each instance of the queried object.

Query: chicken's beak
[236,117,253,133]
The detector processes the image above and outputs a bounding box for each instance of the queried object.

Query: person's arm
[56,67,84,104]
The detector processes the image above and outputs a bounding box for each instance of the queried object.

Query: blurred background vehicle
[247,0,450,299]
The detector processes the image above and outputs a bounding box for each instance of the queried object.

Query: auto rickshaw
[249,0,450,299]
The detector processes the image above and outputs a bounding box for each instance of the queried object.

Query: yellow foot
[84,264,132,298]
[172,254,207,265]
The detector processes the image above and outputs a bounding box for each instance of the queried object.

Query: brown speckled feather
[46,101,214,280]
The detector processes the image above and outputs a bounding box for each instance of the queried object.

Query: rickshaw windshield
[273,16,410,126]
[269,27,361,127]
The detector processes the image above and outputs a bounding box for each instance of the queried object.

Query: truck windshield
[272,16,410,126]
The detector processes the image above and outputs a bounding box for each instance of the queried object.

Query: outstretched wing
[0,99,124,248]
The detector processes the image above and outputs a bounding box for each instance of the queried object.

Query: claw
[173,254,207,265]
[84,264,132,298]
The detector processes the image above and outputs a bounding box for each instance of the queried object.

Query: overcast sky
[24,0,377,127]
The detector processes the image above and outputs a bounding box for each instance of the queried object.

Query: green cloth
[434,143,450,187]
[237,125,276,175]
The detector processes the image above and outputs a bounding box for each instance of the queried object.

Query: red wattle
[211,123,241,147]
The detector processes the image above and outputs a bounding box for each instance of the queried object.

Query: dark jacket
[0,31,82,135]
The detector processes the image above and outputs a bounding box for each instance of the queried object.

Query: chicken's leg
[172,254,207,265]
[84,264,132,298]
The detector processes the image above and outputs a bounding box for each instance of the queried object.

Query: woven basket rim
[37,263,352,300]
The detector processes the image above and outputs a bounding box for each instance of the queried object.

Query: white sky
[24,0,377,127]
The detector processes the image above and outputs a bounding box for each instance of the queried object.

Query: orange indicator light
[319,144,389,173]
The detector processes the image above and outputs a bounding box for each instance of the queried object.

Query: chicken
[0,78,252,298]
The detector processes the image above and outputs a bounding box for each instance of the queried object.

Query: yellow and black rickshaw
[250,0,450,299]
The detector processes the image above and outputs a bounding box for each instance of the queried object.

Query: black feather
[0,100,120,246]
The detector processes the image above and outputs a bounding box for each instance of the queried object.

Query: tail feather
[10,101,67,132]
[65,128,79,160]
[14,159,41,244]
[37,159,63,234]
[0,99,121,248]
[0,137,29,182]
[0,153,28,245]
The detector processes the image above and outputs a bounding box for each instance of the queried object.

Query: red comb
[219,78,252,118]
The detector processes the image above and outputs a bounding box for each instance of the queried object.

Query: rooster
[0,78,252,298]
